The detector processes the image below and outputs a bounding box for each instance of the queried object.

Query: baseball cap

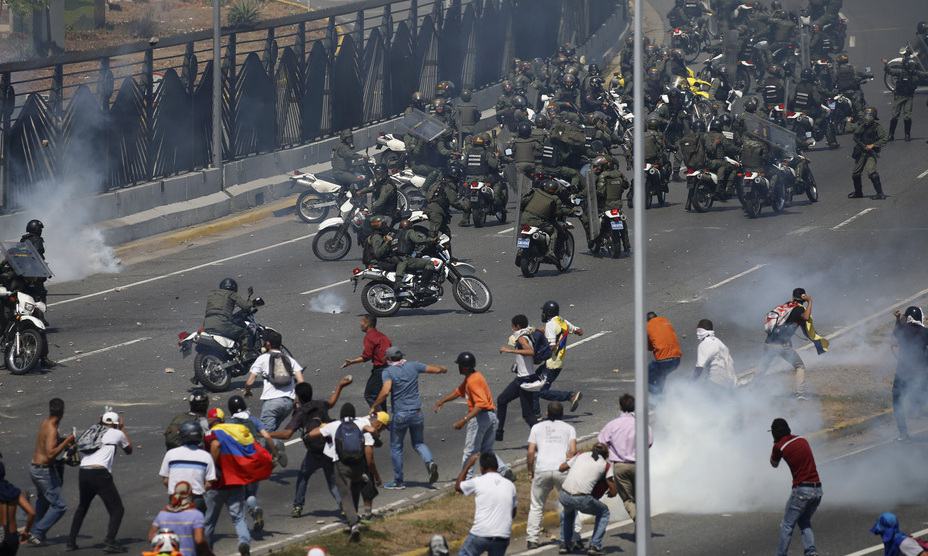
[101,411,119,425]
[207,407,225,422]
[385,346,404,360]
[374,411,391,426]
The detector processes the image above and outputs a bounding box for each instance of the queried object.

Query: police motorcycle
[595,208,630,259]
[737,167,786,218]
[671,26,707,64]
[884,46,928,92]
[826,93,854,135]
[0,242,51,374]
[291,158,410,223]
[178,291,279,392]
[514,175,576,278]
[465,172,509,228]
[374,132,429,210]
[627,157,670,210]
[350,226,491,317]
[686,157,739,213]
[312,190,370,261]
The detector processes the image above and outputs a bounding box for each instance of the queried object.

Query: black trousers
[496,375,539,436]
[364,366,387,407]
[68,468,124,545]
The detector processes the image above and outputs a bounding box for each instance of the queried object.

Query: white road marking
[832,207,876,230]
[49,232,318,308]
[918,168,928,179]
[497,226,515,235]
[57,337,152,364]
[823,424,928,463]
[705,264,767,290]
[848,35,855,47]
[300,279,350,295]
[844,528,928,556]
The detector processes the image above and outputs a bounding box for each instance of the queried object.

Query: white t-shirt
[561,452,610,495]
[510,329,536,378]
[695,331,737,388]
[159,445,217,495]
[80,428,129,472]
[319,417,375,463]
[545,317,579,370]
[459,472,517,538]
[528,420,576,473]
[249,351,303,400]
[898,537,926,556]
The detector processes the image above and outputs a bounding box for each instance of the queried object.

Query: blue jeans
[204,486,250,546]
[777,486,822,556]
[459,533,509,556]
[559,491,610,549]
[461,410,508,480]
[648,357,680,395]
[390,409,434,483]
[532,367,573,415]
[294,451,340,508]
[30,465,67,540]
[259,396,294,432]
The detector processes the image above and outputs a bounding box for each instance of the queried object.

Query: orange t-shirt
[647,317,682,361]
[453,371,496,412]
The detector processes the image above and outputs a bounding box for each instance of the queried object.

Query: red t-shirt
[362,328,391,369]
[771,435,821,487]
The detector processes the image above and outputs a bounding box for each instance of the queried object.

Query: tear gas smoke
[308,291,345,314]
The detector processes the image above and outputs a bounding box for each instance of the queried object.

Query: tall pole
[212,0,223,187]
[632,0,650,554]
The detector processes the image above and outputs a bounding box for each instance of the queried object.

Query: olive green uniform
[357,177,399,221]
[592,169,631,254]
[424,177,467,238]
[331,141,358,185]
[507,135,543,197]
[886,62,928,139]
[394,227,434,282]
[520,189,571,259]
[851,120,888,196]
[364,231,401,270]
[203,289,255,345]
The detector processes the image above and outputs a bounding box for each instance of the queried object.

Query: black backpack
[334,418,365,464]
[528,330,553,365]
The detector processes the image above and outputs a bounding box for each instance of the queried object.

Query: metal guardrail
[0,0,620,209]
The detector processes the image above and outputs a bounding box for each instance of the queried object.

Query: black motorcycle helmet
[767,64,784,78]
[410,91,425,110]
[189,389,209,414]
[455,351,476,372]
[517,120,533,138]
[373,163,389,180]
[445,163,464,180]
[460,89,473,102]
[219,278,238,292]
[588,63,601,76]
[512,95,528,110]
[744,96,760,113]
[542,179,560,195]
[690,119,707,133]
[369,215,387,230]
[541,300,560,322]
[501,80,514,95]
[561,74,578,90]
[715,113,733,130]
[178,421,203,445]
[535,114,551,129]
[800,68,815,82]
[26,219,43,236]
[339,129,354,145]
[903,306,924,323]
[646,116,662,131]
[228,395,248,414]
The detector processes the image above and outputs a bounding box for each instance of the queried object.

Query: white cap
[101,411,119,425]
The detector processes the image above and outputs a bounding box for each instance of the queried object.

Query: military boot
[457,213,472,227]
[870,174,886,200]
[848,175,864,198]
[888,118,898,141]
[904,119,912,142]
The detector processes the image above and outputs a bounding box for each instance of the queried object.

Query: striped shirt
[159,445,217,495]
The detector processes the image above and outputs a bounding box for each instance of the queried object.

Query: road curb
[809,408,894,441]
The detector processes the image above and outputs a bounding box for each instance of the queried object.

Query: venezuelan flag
[210,423,273,487]
[803,318,830,355]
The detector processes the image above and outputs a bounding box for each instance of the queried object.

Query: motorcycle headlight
[23,302,34,313]
[754,177,763,184]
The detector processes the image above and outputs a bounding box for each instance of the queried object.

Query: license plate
[517,238,531,249]
[742,184,752,193]
[610,221,624,230]
[470,195,479,202]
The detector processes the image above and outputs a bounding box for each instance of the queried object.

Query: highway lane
[3,0,928,554]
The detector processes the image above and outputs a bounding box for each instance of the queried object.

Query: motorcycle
[312,192,369,261]
[466,177,508,227]
[351,236,491,317]
[686,167,722,213]
[376,133,429,210]
[515,220,576,277]
[627,162,669,209]
[0,288,47,374]
[737,169,786,218]
[177,297,275,392]
[671,26,706,63]
[595,208,630,259]
[778,155,819,203]
[292,159,410,223]
[827,94,854,135]
[883,46,928,92]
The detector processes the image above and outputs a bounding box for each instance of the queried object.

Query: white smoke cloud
[307,291,345,314]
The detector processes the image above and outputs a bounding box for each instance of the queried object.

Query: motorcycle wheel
[312,228,352,261]
[736,68,753,93]
[296,191,330,223]
[520,257,540,277]
[361,281,401,317]
[645,185,654,209]
[559,232,575,272]
[771,179,786,214]
[692,182,714,213]
[473,207,487,228]
[194,352,232,392]
[402,185,426,211]
[496,208,508,224]
[610,231,623,259]
[396,189,410,214]
[883,70,896,93]
[685,38,702,64]
[805,174,819,203]
[743,190,763,218]
[452,276,493,313]
[5,327,44,374]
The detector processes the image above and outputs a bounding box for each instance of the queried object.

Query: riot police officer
[590,156,630,256]
[362,216,401,270]
[885,49,928,141]
[732,96,759,141]
[356,163,400,221]
[850,106,888,200]
[454,89,481,143]
[331,130,359,187]
[203,278,258,351]
[520,179,572,263]
[394,219,436,289]
[792,68,839,148]
[406,91,427,114]
[461,135,503,226]
[21,219,45,258]
[677,121,709,211]
[761,65,786,111]
[507,120,543,197]
[833,53,868,117]
[424,164,468,238]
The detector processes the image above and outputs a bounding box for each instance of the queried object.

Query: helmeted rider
[519,179,572,265]
[394,219,437,290]
[202,278,259,353]
[331,130,360,187]
[791,68,839,148]
[590,156,630,255]
[355,163,400,222]
[424,164,468,238]
[460,134,503,226]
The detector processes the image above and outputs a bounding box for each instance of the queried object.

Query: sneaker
[559,546,573,554]
[527,540,541,549]
[896,434,912,443]
[349,524,362,543]
[794,393,808,401]
[291,504,303,518]
[587,547,605,555]
[427,461,439,484]
[502,468,516,482]
[252,507,264,535]
[847,192,864,198]
[383,481,407,490]
[25,534,45,546]
[570,391,583,412]
[238,543,251,556]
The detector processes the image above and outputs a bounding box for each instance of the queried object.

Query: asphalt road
[2,0,928,554]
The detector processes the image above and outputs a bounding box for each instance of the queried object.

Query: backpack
[164,413,192,450]
[677,135,706,167]
[528,329,553,365]
[267,352,294,387]
[764,301,800,334]
[76,424,109,455]
[334,418,365,465]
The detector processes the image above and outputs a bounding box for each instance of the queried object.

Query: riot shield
[397,109,450,143]
[582,164,599,233]
[740,113,797,157]
[1,242,52,278]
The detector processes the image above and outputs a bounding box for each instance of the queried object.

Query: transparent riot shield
[397,108,450,143]
[582,164,599,233]
[741,113,797,157]
[1,242,52,279]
